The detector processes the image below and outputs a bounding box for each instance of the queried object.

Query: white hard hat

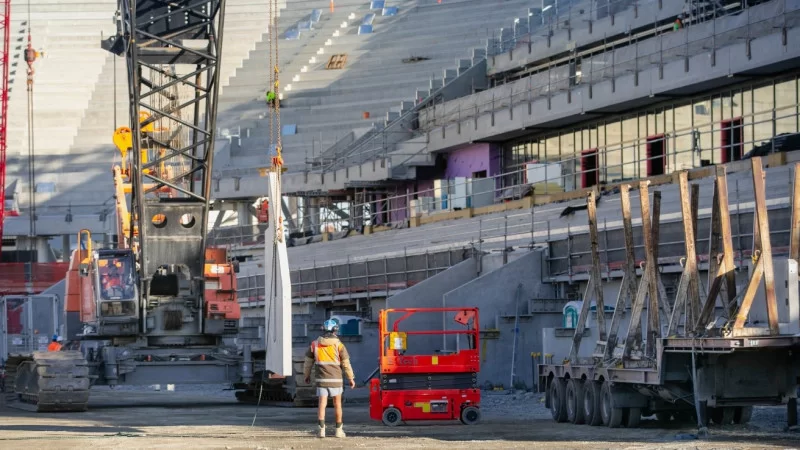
[56,336,64,342]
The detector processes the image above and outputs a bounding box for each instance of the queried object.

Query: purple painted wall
[416,179,434,197]
[444,143,501,179]
[389,195,407,223]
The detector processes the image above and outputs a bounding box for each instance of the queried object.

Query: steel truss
[103,0,226,286]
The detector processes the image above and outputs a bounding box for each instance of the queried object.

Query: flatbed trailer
[538,157,800,429]
[540,334,800,427]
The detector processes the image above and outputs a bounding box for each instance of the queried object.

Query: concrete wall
[385,257,479,309]
[440,250,557,389]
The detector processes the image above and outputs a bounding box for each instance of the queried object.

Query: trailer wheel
[565,379,585,424]
[382,407,402,427]
[549,378,568,422]
[600,381,623,428]
[734,406,753,424]
[625,407,642,428]
[655,411,673,423]
[460,406,481,425]
[710,406,735,425]
[583,381,603,426]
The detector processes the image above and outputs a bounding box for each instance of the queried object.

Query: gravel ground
[2,387,800,449]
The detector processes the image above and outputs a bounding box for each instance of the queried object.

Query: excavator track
[5,351,90,412]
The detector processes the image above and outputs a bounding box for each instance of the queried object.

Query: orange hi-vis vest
[47,342,62,352]
[304,336,354,388]
[311,337,343,366]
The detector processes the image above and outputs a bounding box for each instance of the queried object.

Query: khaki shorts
[317,387,343,397]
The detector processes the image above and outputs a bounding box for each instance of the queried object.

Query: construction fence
[0,295,62,362]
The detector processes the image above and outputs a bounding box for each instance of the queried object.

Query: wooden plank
[650,190,671,332]
[716,165,737,318]
[733,255,765,329]
[569,191,601,363]
[666,172,699,337]
[688,182,701,330]
[750,157,779,334]
[697,176,723,333]
[587,187,606,341]
[623,268,651,360]
[326,54,347,69]
[667,267,689,336]
[600,184,637,360]
[791,163,800,261]
[569,276,595,364]
[639,181,660,359]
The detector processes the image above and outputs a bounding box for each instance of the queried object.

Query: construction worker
[47,335,62,352]
[101,260,124,298]
[673,15,684,31]
[303,319,356,438]
[265,90,277,108]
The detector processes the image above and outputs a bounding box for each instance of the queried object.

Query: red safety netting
[0,263,69,294]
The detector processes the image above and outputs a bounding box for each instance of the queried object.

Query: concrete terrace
[215,0,544,175]
[276,158,797,270]
[4,0,275,232]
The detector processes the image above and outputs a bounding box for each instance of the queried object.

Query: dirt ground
[2,388,800,450]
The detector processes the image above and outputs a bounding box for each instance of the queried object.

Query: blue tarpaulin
[361,13,376,25]
[281,124,297,136]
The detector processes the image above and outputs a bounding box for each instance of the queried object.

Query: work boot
[335,425,346,438]
[318,425,325,438]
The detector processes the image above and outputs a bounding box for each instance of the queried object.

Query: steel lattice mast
[103,0,226,298]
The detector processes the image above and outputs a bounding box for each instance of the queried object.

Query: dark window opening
[720,117,744,163]
[646,134,666,176]
[581,148,599,189]
[472,170,487,178]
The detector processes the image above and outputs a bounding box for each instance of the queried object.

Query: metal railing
[313,0,796,172]
[421,2,798,130]
[485,0,746,57]
[208,95,800,248]
[236,248,475,302]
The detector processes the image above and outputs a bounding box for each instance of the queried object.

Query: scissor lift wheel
[382,407,402,426]
[460,406,481,425]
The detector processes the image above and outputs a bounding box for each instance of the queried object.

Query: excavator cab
[80,249,139,329]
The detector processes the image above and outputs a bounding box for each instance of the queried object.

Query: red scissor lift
[369,307,481,426]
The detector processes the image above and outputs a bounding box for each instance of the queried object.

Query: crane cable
[24,0,37,270]
[252,0,283,429]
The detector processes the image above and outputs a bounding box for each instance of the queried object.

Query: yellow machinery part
[139,111,155,132]
[112,127,132,161]
[389,331,407,351]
